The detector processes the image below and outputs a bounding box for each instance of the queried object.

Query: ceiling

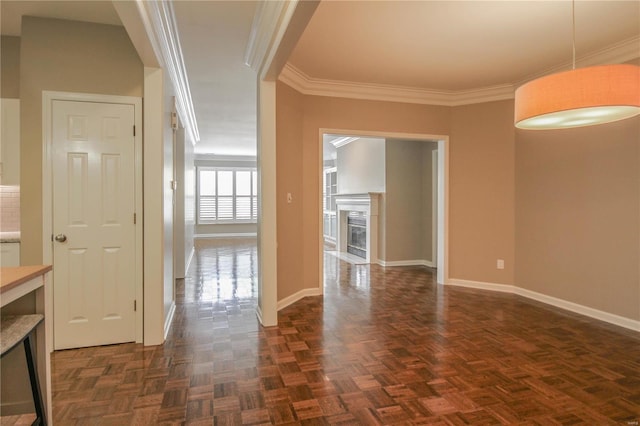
[1,1,639,157]
[172,1,258,156]
[288,1,640,91]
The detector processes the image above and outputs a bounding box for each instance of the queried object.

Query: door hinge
[133,125,136,136]
[134,300,137,311]
[134,213,136,224]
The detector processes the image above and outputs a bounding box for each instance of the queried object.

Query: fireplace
[347,212,367,258]
[334,193,381,264]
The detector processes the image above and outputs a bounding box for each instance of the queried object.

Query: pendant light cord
[572,0,576,70]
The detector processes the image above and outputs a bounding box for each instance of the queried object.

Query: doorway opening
[320,130,448,287]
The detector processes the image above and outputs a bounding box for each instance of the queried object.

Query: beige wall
[275,82,515,293]
[336,137,385,194]
[1,36,20,99]
[449,101,516,285]
[20,17,143,264]
[384,139,424,262]
[276,80,452,297]
[515,117,640,321]
[276,82,305,300]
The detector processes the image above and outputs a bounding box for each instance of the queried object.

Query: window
[197,167,258,223]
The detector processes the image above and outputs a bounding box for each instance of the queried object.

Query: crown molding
[280,35,640,107]
[329,136,359,148]
[279,63,514,106]
[244,1,287,72]
[135,0,200,143]
[244,0,303,80]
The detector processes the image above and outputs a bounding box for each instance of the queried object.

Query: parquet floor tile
[49,238,640,425]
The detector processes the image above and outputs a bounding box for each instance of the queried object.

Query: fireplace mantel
[334,193,382,264]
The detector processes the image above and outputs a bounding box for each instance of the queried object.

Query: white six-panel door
[52,100,136,350]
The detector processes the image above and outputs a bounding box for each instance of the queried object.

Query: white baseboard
[195,232,257,239]
[378,259,435,268]
[513,287,640,332]
[447,278,640,332]
[255,305,264,325]
[277,287,323,311]
[164,302,176,340]
[185,246,195,274]
[447,278,514,293]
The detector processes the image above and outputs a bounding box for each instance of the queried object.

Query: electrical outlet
[287,193,292,204]
[497,259,505,270]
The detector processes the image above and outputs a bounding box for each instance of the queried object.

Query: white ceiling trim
[279,63,514,106]
[329,136,359,148]
[136,0,200,144]
[280,35,640,107]
[244,0,301,80]
[244,1,287,72]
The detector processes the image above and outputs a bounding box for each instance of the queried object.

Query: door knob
[54,234,67,243]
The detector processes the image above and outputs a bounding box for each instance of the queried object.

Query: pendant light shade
[514,64,640,130]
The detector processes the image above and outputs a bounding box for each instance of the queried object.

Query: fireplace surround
[335,193,381,264]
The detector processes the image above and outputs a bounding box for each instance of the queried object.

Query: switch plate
[497,259,505,269]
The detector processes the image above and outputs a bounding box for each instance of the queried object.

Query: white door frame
[318,128,450,287]
[42,91,144,344]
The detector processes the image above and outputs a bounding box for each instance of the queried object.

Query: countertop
[0,265,52,295]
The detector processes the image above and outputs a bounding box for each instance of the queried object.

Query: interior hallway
[47,239,640,424]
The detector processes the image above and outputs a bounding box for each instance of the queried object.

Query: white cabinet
[1,98,20,185]
[0,242,20,266]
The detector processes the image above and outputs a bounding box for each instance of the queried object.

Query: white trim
[185,246,195,275]
[329,136,359,148]
[280,63,514,106]
[280,37,640,106]
[244,1,289,72]
[255,305,264,325]
[446,279,640,332]
[514,287,640,332]
[163,302,176,339]
[431,149,437,269]
[277,288,323,311]
[42,91,144,344]
[378,259,435,268]
[135,0,199,143]
[447,278,515,293]
[195,232,257,239]
[335,193,381,265]
[436,140,448,285]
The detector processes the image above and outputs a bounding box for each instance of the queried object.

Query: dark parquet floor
[49,238,640,425]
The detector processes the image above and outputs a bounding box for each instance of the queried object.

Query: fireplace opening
[347,211,367,258]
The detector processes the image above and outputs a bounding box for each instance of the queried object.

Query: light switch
[287,193,292,203]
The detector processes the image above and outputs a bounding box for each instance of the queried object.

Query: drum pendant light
[514,2,640,130]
